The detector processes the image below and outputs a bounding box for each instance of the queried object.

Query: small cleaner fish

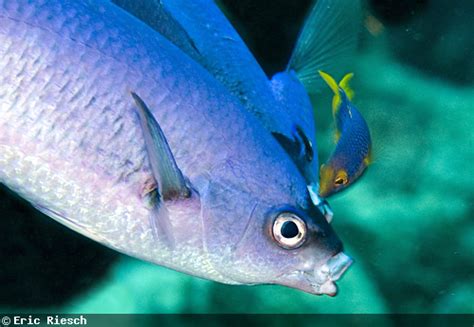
[318,71,372,198]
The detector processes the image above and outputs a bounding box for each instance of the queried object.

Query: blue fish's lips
[312,252,353,296]
[277,252,353,296]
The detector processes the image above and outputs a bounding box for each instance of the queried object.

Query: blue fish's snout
[198,175,351,296]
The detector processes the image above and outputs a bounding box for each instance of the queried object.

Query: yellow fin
[333,129,341,143]
[339,73,355,101]
[364,147,373,166]
[318,70,339,94]
[318,70,341,116]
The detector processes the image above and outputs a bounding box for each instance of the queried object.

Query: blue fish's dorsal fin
[112,0,201,62]
[287,0,362,94]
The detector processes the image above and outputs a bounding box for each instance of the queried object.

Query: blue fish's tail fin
[287,0,362,94]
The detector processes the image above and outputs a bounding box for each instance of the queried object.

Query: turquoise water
[1,0,472,316]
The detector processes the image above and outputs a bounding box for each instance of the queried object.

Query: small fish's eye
[334,171,348,186]
[334,177,346,185]
[272,212,307,249]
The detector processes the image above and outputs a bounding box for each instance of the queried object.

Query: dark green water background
[0,0,472,315]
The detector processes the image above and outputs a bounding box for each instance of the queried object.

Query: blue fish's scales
[0,0,299,191]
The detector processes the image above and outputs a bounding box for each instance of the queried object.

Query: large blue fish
[0,0,360,295]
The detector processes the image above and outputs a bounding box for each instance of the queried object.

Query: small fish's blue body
[319,72,372,197]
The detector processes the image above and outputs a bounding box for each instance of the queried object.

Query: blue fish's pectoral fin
[272,125,314,175]
[131,92,190,200]
[132,92,192,248]
[148,194,176,249]
[287,0,362,94]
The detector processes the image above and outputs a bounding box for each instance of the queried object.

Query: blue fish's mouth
[310,252,353,296]
[278,252,353,296]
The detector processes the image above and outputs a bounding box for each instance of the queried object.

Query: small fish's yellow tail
[318,71,355,115]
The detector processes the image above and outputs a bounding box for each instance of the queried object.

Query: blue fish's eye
[281,221,299,238]
[272,212,307,249]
